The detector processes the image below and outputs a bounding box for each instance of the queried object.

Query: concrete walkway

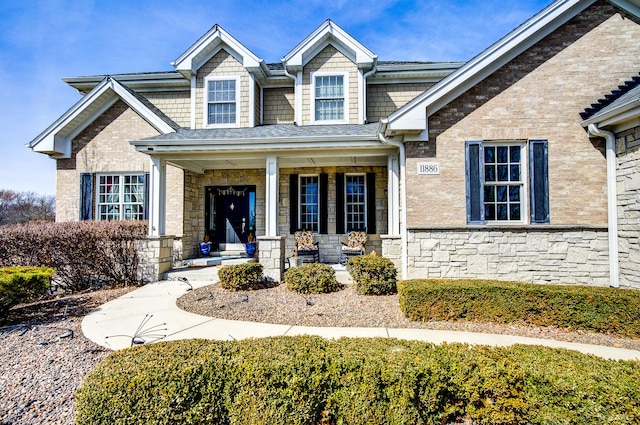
[82,268,640,361]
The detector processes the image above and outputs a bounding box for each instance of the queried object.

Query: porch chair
[339,231,367,265]
[294,230,320,262]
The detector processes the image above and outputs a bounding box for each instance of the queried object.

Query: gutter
[587,123,620,288]
[282,60,299,124]
[362,59,378,123]
[378,119,408,280]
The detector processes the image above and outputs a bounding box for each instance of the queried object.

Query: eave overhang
[63,72,189,94]
[581,97,640,132]
[27,77,177,159]
[384,0,640,136]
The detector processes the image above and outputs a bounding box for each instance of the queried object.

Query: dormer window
[312,72,349,124]
[205,76,240,127]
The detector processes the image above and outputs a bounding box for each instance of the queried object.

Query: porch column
[265,156,279,236]
[148,156,167,236]
[388,153,400,235]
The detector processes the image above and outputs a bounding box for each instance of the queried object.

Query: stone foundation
[405,227,611,286]
[258,236,285,282]
[137,236,175,283]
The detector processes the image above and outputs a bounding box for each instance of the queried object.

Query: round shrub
[0,266,55,319]
[346,255,397,295]
[218,262,263,291]
[284,263,340,294]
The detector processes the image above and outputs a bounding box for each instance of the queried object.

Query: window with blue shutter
[529,140,549,224]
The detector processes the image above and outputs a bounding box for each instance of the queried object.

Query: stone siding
[279,167,387,263]
[257,236,285,282]
[366,82,434,122]
[195,49,252,129]
[183,169,266,259]
[616,126,640,288]
[405,228,610,286]
[55,100,184,238]
[140,91,190,128]
[405,1,640,228]
[302,45,359,125]
[263,87,295,124]
[137,236,175,282]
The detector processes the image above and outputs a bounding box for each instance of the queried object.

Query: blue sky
[1,0,551,195]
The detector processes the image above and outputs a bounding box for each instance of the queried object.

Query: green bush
[284,263,340,294]
[0,266,55,319]
[76,336,640,425]
[346,255,397,295]
[218,262,264,291]
[398,279,640,338]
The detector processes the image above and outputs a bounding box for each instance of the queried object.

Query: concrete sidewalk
[82,269,640,361]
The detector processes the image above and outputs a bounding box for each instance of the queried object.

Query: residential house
[28,0,640,288]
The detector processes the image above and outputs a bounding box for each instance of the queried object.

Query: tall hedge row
[0,221,147,292]
[398,279,640,338]
[76,336,640,425]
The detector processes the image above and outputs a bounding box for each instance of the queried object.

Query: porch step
[219,243,246,251]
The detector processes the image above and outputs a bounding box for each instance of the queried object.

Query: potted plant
[245,232,257,258]
[199,234,212,257]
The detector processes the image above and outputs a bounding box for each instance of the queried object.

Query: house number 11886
[417,162,440,175]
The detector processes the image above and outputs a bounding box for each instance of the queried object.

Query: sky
[0,0,551,196]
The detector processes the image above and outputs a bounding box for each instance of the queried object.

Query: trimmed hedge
[76,336,640,425]
[0,220,147,291]
[218,263,264,291]
[399,279,640,338]
[284,263,340,294]
[346,255,397,295]
[0,266,55,319]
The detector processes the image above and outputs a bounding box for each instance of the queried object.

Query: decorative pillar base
[137,235,175,283]
[257,235,285,282]
[381,234,402,273]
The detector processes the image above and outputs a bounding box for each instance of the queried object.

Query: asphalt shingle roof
[581,73,640,121]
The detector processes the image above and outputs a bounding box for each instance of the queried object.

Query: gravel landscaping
[0,287,134,425]
[177,282,640,351]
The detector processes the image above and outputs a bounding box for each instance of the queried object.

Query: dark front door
[205,186,256,248]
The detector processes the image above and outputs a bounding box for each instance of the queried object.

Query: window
[97,174,145,221]
[345,174,366,231]
[299,175,319,232]
[312,72,348,124]
[205,77,239,127]
[466,140,549,224]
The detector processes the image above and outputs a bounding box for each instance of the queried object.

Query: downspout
[282,60,298,125]
[379,119,408,280]
[588,123,620,288]
[362,59,378,124]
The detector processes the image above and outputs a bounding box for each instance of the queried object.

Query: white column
[388,153,400,235]
[148,156,167,236]
[265,156,279,236]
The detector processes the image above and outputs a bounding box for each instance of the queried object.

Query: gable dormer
[172,25,267,129]
[282,20,377,126]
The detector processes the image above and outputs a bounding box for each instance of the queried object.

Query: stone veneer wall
[616,126,640,288]
[391,228,610,286]
[137,236,175,282]
[257,236,285,282]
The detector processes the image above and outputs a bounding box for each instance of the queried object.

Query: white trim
[295,71,303,124]
[299,174,320,233]
[344,173,367,232]
[265,157,279,236]
[149,157,167,236]
[203,76,241,128]
[357,69,365,124]
[95,172,146,221]
[310,71,349,125]
[481,142,528,225]
[249,74,256,127]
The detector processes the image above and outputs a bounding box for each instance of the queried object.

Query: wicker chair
[294,230,320,262]
[339,231,367,265]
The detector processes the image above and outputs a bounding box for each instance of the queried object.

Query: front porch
[132,124,404,282]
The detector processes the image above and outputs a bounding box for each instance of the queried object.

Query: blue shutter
[529,140,549,224]
[366,172,377,234]
[335,173,345,234]
[289,174,298,233]
[320,173,328,234]
[143,173,150,221]
[80,173,94,221]
[465,141,484,224]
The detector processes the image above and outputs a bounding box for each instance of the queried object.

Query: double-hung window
[205,77,239,127]
[466,140,549,224]
[312,72,348,124]
[299,175,319,233]
[97,174,146,221]
[345,174,366,231]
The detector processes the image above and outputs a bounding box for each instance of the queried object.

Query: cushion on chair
[295,231,318,252]
[341,231,367,253]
